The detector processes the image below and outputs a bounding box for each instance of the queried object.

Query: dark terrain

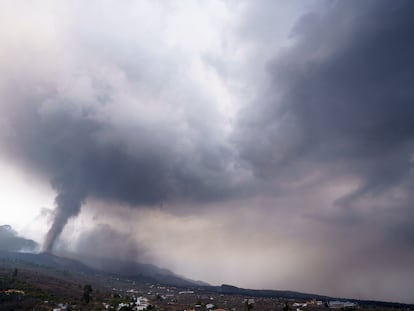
[0,251,412,311]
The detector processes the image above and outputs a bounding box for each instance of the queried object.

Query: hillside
[0,251,413,310]
[0,251,205,287]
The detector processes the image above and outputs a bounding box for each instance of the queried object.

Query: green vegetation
[0,274,52,300]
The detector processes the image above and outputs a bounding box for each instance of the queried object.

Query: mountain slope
[0,251,206,287]
[0,250,93,274]
[1,251,413,309]
[90,257,209,286]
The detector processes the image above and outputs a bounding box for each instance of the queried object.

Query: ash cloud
[0,225,39,252]
[232,1,414,300]
[56,224,150,273]
[1,88,242,252]
[237,0,414,208]
[1,0,414,303]
[0,2,247,252]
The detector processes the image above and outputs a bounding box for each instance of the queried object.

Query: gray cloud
[0,225,39,252]
[1,75,244,251]
[55,224,150,273]
[1,0,414,303]
[237,0,414,206]
[0,1,252,252]
[230,0,414,301]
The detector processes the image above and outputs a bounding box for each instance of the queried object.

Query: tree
[245,299,254,311]
[12,268,18,278]
[82,284,93,304]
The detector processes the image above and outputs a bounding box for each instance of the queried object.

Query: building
[328,301,357,309]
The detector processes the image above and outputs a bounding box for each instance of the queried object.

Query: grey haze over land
[0,0,414,303]
[0,225,39,252]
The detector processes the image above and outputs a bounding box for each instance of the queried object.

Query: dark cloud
[56,224,149,271]
[0,35,249,251]
[233,1,414,300]
[2,0,414,303]
[1,88,244,251]
[237,0,414,205]
[0,225,39,252]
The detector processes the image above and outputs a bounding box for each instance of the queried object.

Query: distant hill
[204,284,414,309]
[0,250,95,274]
[87,257,209,287]
[216,284,330,300]
[0,250,206,287]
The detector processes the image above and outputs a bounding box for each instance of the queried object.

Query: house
[135,296,149,311]
[118,302,130,310]
[243,299,255,304]
[328,301,357,309]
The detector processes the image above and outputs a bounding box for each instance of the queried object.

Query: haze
[1,0,414,304]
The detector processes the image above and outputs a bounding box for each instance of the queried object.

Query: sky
[1,0,414,304]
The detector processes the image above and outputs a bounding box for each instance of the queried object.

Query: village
[99,283,358,311]
[1,265,407,311]
[2,257,407,311]
[47,281,358,311]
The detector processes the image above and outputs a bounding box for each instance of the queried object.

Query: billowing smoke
[2,0,414,303]
[59,224,150,271]
[43,192,85,252]
[6,102,243,252]
[0,0,250,251]
[0,60,245,252]
[236,0,414,206]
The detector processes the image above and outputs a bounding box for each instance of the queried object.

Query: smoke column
[43,191,85,252]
